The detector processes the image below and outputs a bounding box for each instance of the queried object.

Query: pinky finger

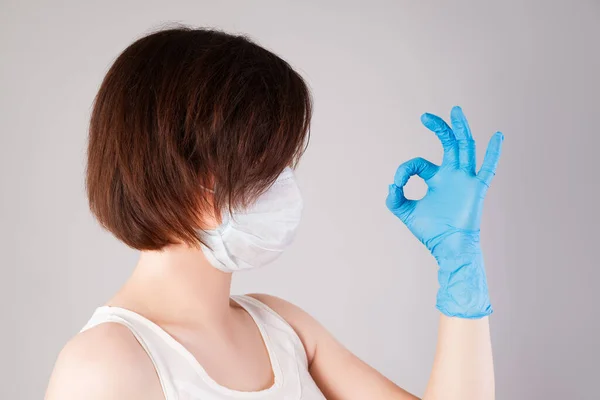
[477,132,504,187]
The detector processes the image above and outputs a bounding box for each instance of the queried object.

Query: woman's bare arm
[424,315,494,399]
[252,293,494,400]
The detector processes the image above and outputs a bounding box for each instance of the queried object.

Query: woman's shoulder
[245,293,317,327]
[45,322,163,400]
[244,293,328,367]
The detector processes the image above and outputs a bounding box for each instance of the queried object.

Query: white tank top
[80,295,326,400]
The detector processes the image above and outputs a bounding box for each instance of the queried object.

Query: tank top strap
[80,306,179,399]
[79,298,323,399]
[230,295,309,369]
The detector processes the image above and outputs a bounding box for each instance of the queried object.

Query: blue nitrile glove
[386,106,503,319]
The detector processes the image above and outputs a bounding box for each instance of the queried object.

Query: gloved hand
[386,106,504,319]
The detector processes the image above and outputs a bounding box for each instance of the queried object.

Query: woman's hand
[386,106,504,318]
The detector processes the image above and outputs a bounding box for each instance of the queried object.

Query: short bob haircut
[86,26,312,250]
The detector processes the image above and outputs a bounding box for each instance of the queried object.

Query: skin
[45,237,494,400]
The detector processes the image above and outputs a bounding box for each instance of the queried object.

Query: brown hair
[85,25,312,250]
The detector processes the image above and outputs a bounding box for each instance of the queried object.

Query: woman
[46,26,503,400]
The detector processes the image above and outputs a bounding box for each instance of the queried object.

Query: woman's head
[86,26,312,251]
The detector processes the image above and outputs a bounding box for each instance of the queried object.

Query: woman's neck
[109,243,235,330]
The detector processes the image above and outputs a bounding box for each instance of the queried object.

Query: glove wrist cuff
[429,228,482,262]
[435,254,492,319]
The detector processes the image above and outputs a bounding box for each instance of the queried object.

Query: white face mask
[198,167,303,272]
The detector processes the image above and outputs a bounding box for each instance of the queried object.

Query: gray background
[2,0,599,399]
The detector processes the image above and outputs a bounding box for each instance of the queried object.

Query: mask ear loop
[199,184,215,193]
[198,183,232,234]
